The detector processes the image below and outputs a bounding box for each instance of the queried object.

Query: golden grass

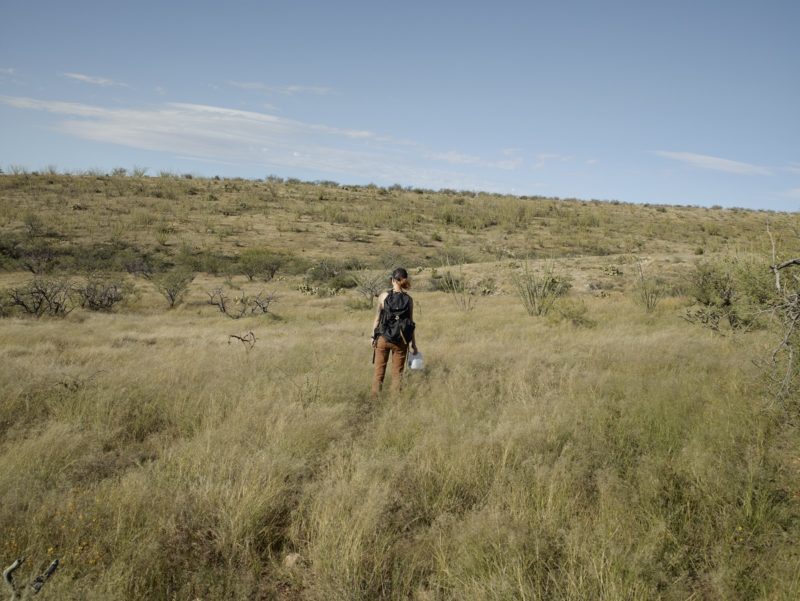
[1,174,799,599]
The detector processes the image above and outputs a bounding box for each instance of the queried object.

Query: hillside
[1,173,799,600]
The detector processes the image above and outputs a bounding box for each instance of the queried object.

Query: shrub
[633,261,664,313]
[153,269,195,308]
[7,277,74,317]
[306,259,359,289]
[552,297,596,328]
[76,276,127,311]
[684,256,773,331]
[512,261,571,316]
[430,266,476,311]
[351,270,386,308]
[206,288,277,318]
[19,242,58,274]
[238,249,284,282]
[23,212,45,237]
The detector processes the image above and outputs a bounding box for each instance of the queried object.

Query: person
[371,267,418,399]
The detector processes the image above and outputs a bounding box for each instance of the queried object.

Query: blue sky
[1,0,799,210]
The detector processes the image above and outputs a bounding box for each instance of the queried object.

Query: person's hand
[371,336,378,348]
[411,344,419,355]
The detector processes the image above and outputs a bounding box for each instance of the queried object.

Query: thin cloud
[0,94,501,190]
[63,72,129,88]
[0,68,15,76]
[227,81,333,95]
[783,163,800,175]
[429,150,522,170]
[654,151,770,175]
[784,188,800,199]
[534,153,571,169]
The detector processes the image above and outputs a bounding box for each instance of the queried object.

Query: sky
[1,0,799,210]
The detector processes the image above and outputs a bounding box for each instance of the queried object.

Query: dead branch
[228,331,256,350]
[4,557,59,600]
[766,253,800,398]
[208,288,246,319]
[250,291,277,314]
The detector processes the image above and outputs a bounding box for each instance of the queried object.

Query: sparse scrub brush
[76,276,127,311]
[351,270,385,308]
[7,277,74,317]
[512,261,571,316]
[633,261,664,312]
[430,264,476,311]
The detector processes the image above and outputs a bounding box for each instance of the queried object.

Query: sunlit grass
[1,173,799,599]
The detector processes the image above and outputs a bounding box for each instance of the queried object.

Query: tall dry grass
[1,282,798,599]
[1,173,799,599]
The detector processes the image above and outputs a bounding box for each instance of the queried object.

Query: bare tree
[351,270,385,308]
[207,288,277,318]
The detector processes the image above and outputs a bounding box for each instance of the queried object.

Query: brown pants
[371,336,408,398]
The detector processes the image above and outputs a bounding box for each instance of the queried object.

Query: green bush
[306,258,359,289]
[153,269,195,308]
[685,256,774,331]
[238,249,285,282]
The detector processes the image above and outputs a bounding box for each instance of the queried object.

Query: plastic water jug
[408,351,424,370]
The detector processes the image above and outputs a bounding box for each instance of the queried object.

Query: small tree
[238,249,284,282]
[154,269,194,308]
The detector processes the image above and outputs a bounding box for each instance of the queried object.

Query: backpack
[376,290,415,346]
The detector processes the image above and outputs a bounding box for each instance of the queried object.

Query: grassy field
[1,173,799,600]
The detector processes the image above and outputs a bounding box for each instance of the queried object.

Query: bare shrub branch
[77,276,126,311]
[228,331,256,350]
[207,288,277,318]
[8,278,74,317]
[634,261,663,313]
[4,556,59,600]
[351,270,385,308]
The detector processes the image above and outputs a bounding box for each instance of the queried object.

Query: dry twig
[228,331,256,350]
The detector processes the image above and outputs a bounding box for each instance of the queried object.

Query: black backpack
[377,290,415,346]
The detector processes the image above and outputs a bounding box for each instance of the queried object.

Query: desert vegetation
[1,171,799,600]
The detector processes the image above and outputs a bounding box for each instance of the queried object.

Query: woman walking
[371,268,418,399]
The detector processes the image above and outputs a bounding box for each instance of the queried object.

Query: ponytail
[391,267,411,290]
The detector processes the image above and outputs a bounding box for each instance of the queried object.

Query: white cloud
[428,150,522,170]
[534,153,571,169]
[654,151,770,175]
[784,188,800,199]
[0,68,15,76]
[586,159,598,165]
[155,86,166,95]
[0,94,505,190]
[227,81,332,95]
[63,72,129,88]
[783,163,800,175]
